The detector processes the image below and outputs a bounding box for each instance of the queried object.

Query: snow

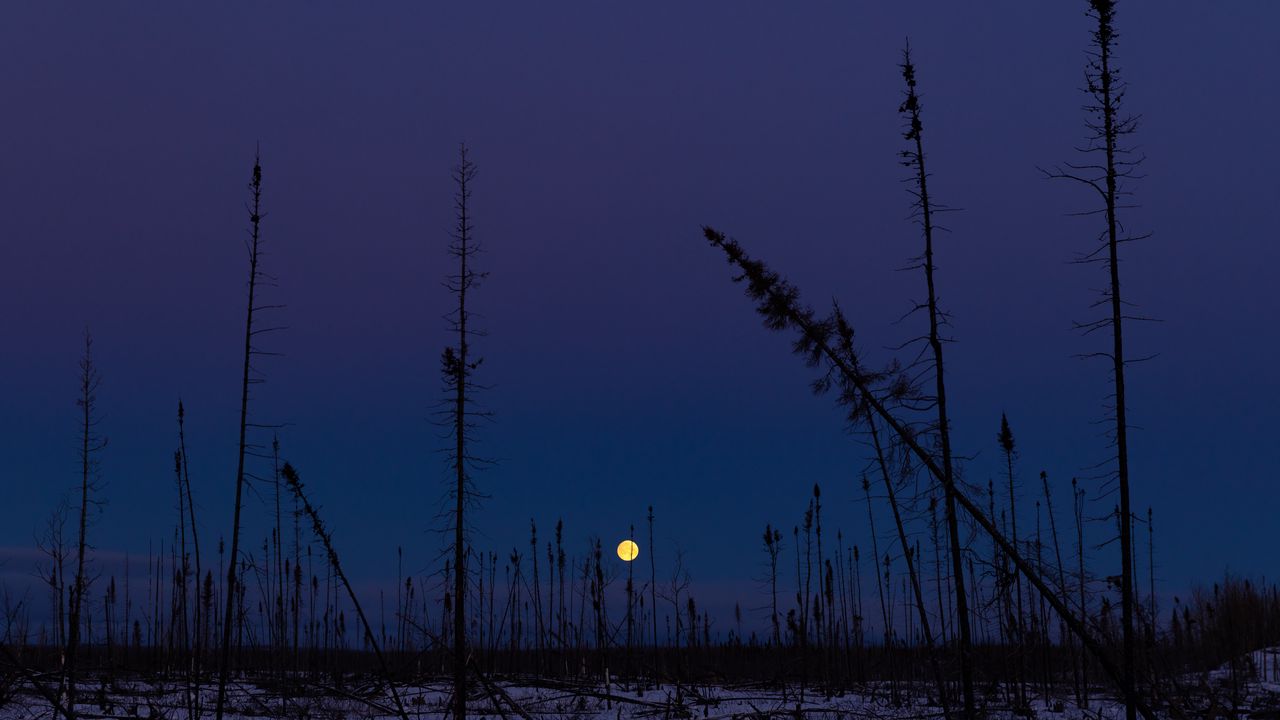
[10,650,1280,720]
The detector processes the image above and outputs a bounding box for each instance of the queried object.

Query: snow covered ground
[0,676,1134,720]
[9,651,1280,720]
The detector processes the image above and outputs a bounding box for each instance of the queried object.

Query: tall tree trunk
[1044,4,1142,715]
[273,435,286,670]
[216,154,264,720]
[861,477,889,650]
[647,508,657,656]
[443,143,484,719]
[283,464,409,720]
[177,401,203,712]
[1097,6,1137,714]
[867,413,951,719]
[898,48,975,719]
[1043,471,1078,706]
[999,414,1027,707]
[65,331,104,718]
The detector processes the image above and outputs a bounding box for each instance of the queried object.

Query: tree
[897,47,975,719]
[762,524,782,647]
[1042,3,1148,717]
[440,143,488,720]
[64,330,106,715]
[216,153,274,720]
[282,463,408,720]
[647,507,658,653]
[697,226,1159,719]
[176,400,203,705]
[865,409,950,718]
[999,413,1027,707]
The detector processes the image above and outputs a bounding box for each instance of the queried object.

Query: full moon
[616,539,639,562]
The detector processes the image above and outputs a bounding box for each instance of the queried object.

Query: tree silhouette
[697,226,1158,718]
[64,330,106,716]
[282,463,408,720]
[439,143,490,720]
[216,152,282,720]
[897,46,974,719]
[1042,3,1150,717]
[176,400,203,718]
[762,523,782,647]
[999,412,1027,707]
[865,408,950,718]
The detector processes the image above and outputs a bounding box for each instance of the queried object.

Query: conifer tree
[696,226,1158,718]
[216,153,272,720]
[763,524,782,647]
[999,413,1027,707]
[1043,4,1148,716]
[65,330,106,714]
[898,46,975,718]
[440,143,488,720]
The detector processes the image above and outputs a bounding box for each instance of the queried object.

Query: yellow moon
[616,539,639,562]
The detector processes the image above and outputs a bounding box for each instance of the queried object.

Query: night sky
[3,3,1278,631]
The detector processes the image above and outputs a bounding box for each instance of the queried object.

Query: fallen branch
[282,462,410,720]
[470,659,535,720]
[0,641,74,719]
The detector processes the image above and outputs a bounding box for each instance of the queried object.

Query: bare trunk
[216,154,263,720]
[899,51,975,718]
[868,413,951,719]
[444,144,481,719]
[283,464,409,720]
[65,331,102,719]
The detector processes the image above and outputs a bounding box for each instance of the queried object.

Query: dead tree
[763,524,783,646]
[860,476,889,652]
[177,401,203,673]
[1043,470,1079,703]
[440,143,490,720]
[1041,4,1149,718]
[38,503,72,715]
[999,413,1027,707]
[697,226,1162,719]
[216,153,279,720]
[897,47,975,718]
[282,463,409,720]
[1074,478,1090,706]
[65,330,106,715]
[866,411,950,718]
[647,507,658,654]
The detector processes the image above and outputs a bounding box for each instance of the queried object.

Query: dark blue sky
[2,3,1277,632]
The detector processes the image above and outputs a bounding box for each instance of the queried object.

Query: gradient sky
[2,3,1278,634]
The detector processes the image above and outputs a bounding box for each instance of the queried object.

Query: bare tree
[860,476,889,651]
[697,226,1160,718]
[1042,470,1078,703]
[647,507,658,654]
[282,463,408,720]
[440,143,489,720]
[177,401,202,669]
[897,46,975,719]
[216,153,278,720]
[999,413,1027,707]
[762,524,783,647]
[865,410,950,718]
[1042,4,1149,717]
[64,330,106,715]
[36,498,71,711]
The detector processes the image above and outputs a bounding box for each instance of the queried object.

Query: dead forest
[3,2,1278,719]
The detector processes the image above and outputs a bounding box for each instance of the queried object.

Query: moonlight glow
[616,539,639,562]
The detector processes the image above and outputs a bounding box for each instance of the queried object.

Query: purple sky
[2,3,1278,635]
